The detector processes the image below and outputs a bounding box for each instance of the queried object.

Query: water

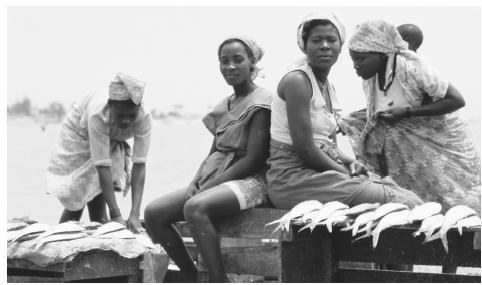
[7,116,481,224]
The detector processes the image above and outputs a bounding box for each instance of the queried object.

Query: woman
[144,37,272,282]
[339,20,480,212]
[46,73,151,233]
[266,12,423,210]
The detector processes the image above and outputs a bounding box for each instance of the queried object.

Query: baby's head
[397,24,423,52]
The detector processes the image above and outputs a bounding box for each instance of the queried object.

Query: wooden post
[279,226,336,282]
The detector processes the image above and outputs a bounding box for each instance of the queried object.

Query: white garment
[270,58,341,147]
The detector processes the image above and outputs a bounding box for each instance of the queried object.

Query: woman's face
[219,41,253,86]
[110,103,139,129]
[304,24,341,70]
[349,50,386,80]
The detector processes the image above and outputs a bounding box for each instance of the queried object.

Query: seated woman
[46,73,151,233]
[144,37,272,282]
[266,12,423,210]
[339,20,480,212]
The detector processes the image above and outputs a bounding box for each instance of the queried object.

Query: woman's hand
[378,107,408,124]
[111,216,126,227]
[126,215,142,234]
[184,182,199,201]
[349,160,368,177]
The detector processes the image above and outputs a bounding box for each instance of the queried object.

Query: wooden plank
[175,208,288,239]
[197,243,279,278]
[7,275,64,283]
[336,268,481,283]
[290,224,481,267]
[279,228,336,282]
[63,250,142,282]
[7,258,66,272]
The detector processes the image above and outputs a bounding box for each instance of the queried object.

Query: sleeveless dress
[198,87,273,209]
[266,58,423,210]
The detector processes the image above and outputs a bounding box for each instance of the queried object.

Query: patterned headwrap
[108,73,146,105]
[297,12,346,52]
[348,20,409,54]
[218,36,265,80]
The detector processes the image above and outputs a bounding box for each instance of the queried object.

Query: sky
[6,5,481,119]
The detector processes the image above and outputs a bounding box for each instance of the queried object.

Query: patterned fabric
[198,87,273,190]
[270,57,341,146]
[338,109,481,212]
[108,73,146,105]
[219,36,264,80]
[46,92,152,211]
[297,11,346,51]
[222,176,269,210]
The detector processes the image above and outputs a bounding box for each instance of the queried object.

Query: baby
[397,23,423,52]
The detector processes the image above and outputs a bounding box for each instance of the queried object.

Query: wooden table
[8,249,143,283]
[279,223,481,282]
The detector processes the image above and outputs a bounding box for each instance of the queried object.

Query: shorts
[222,176,269,210]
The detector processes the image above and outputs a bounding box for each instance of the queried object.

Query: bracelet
[109,207,122,218]
[404,107,412,118]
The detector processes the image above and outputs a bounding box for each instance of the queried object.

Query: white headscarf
[296,12,346,52]
[108,73,146,105]
[218,36,265,80]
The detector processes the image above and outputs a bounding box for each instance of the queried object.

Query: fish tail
[265,218,283,227]
[372,231,380,249]
[457,225,463,236]
[441,232,449,253]
[340,224,352,231]
[352,232,370,243]
[352,224,360,236]
[423,232,440,244]
[298,224,310,233]
[412,230,421,237]
[326,222,333,233]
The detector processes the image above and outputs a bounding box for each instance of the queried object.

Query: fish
[34,222,85,242]
[352,220,379,243]
[265,200,323,234]
[7,222,29,232]
[295,209,324,225]
[95,229,136,239]
[424,205,477,253]
[371,203,409,222]
[34,232,87,250]
[407,202,442,223]
[456,216,481,235]
[319,214,352,233]
[298,201,349,232]
[422,215,445,242]
[351,211,378,236]
[412,214,444,237]
[92,221,126,236]
[8,223,52,244]
[372,209,410,249]
[344,203,381,217]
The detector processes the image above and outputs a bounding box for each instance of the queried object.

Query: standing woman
[144,37,272,282]
[267,12,423,210]
[340,20,480,212]
[46,73,151,233]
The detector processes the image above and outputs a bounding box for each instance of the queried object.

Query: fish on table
[412,214,444,238]
[8,223,52,245]
[456,216,481,235]
[34,232,87,250]
[424,205,477,253]
[371,203,409,222]
[350,211,376,236]
[34,221,85,242]
[371,209,410,249]
[344,203,380,217]
[265,200,323,234]
[92,221,127,237]
[297,201,348,232]
[407,202,442,223]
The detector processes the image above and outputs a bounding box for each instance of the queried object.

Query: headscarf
[296,12,346,52]
[218,36,264,80]
[108,73,146,105]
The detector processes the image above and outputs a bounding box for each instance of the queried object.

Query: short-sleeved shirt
[79,92,151,166]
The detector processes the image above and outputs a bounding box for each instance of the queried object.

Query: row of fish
[265,200,480,253]
[7,221,139,250]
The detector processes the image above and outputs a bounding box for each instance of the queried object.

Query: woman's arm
[198,108,271,190]
[282,72,349,174]
[126,163,145,233]
[96,166,126,225]
[380,84,465,123]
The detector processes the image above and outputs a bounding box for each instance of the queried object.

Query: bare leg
[184,185,241,283]
[144,188,198,282]
[87,194,109,223]
[59,208,83,223]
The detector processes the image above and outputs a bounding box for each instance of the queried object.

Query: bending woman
[144,37,272,282]
[267,12,423,210]
[339,20,480,212]
[46,73,151,232]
